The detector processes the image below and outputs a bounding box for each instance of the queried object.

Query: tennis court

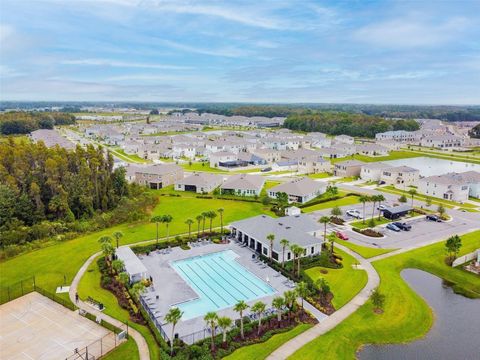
[0,292,113,360]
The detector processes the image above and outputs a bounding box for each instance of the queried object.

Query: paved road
[69,252,151,360]
[267,243,380,360]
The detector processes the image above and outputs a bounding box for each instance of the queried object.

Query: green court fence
[0,276,36,304]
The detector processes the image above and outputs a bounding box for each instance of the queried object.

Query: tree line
[0,111,76,135]
[0,140,151,249]
[282,111,419,138]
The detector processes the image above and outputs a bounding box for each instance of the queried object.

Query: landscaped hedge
[352,227,383,237]
[298,193,360,209]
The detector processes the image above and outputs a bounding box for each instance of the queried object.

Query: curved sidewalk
[267,243,380,360]
[69,251,151,360]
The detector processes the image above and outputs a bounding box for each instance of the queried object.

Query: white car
[377,204,388,211]
[346,209,362,219]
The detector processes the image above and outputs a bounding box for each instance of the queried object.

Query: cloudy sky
[1,0,479,104]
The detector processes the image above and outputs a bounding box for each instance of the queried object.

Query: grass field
[289,231,480,360]
[306,172,331,179]
[305,247,368,309]
[223,323,313,360]
[103,338,139,360]
[350,217,391,230]
[0,195,273,292]
[302,195,359,213]
[180,162,228,173]
[113,148,150,163]
[330,151,421,164]
[335,239,395,259]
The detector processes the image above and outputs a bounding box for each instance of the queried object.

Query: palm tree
[185,219,194,240]
[217,316,232,344]
[233,300,249,339]
[280,239,289,268]
[295,246,304,277]
[327,232,337,254]
[112,231,123,249]
[164,307,183,356]
[217,208,224,235]
[296,281,309,309]
[376,194,386,220]
[118,272,129,287]
[289,244,299,275]
[316,278,330,301]
[319,216,330,242]
[162,214,173,242]
[131,282,145,300]
[98,235,112,245]
[196,215,203,238]
[204,312,218,351]
[370,195,380,220]
[283,290,297,320]
[251,301,266,335]
[201,212,208,235]
[101,242,114,262]
[150,215,163,249]
[330,206,342,220]
[408,188,417,208]
[207,210,217,234]
[111,259,124,274]
[359,195,370,224]
[267,233,275,262]
[272,296,285,323]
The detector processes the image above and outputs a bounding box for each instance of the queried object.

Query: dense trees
[283,111,420,138]
[0,111,76,135]
[469,123,480,138]
[0,140,147,248]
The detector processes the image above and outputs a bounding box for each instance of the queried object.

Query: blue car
[386,223,401,232]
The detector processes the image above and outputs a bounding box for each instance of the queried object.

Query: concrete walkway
[69,251,151,360]
[267,243,380,359]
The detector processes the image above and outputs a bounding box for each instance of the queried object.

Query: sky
[1,0,479,104]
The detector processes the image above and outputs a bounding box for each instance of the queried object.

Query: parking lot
[308,206,479,250]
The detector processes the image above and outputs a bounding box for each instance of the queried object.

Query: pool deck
[138,241,292,342]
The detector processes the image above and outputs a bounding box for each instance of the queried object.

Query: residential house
[380,166,419,187]
[360,162,392,181]
[298,156,331,174]
[175,172,224,194]
[334,135,354,145]
[209,151,237,168]
[355,144,389,156]
[220,174,265,196]
[251,149,282,163]
[129,163,184,189]
[375,130,422,143]
[229,214,324,262]
[418,171,480,202]
[333,160,366,177]
[268,177,327,203]
[420,135,464,149]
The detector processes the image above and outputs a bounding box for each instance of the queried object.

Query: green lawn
[305,248,368,309]
[111,148,150,163]
[180,162,228,173]
[0,196,273,292]
[289,231,480,360]
[330,151,421,164]
[336,239,395,259]
[350,217,391,230]
[78,256,158,360]
[224,323,313,360]
[306,172,331,179]
[302,195,359,213]
[102,338,139,360]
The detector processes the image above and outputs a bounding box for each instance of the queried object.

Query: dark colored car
[392,222,412,231]
[386,223,401,232]
[426,214,442,222]
[261,167,272,172]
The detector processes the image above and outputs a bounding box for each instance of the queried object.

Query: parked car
[426,214,442,222]
[335,231,349,240]
[386,223,401,232]
[261,167,272,172]
[377,204,388,211]
[392,222,412,231]
[346,209,362,219]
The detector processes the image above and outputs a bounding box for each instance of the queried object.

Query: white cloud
[353,17,469,48]
[156,39,250,58]
[60,58,192,70]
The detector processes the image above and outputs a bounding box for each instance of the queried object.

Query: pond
[358,269,480,360]
[384,156,480,177]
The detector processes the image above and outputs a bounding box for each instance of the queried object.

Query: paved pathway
[267,243,380,359]
[69,251,151,360]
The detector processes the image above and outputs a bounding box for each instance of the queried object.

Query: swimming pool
[171,250,276,320]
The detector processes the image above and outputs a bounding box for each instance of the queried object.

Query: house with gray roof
[127,163,184,189]
[333,160,366,177]
[268,177,327,203]
[418,171,480,202]
[360,162,392,181]
[380,165,419,186]
[220,174,265,196]
[229,214,324,262]
[175,172,224,194]
[116,247,148,282]
[30,129,75,150]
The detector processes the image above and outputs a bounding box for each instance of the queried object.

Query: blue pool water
[171,250,276,320]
